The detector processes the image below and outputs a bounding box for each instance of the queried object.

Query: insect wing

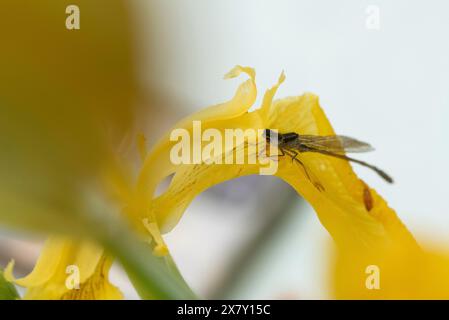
[297,135,374,154]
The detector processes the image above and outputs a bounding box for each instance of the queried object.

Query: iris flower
[131,66,449,299]
[2,64,449,299]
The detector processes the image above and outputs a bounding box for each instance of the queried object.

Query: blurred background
[1,0,449,299]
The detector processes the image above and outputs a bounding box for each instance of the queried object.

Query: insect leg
[260,145,287,161]
[282,148,324,191]
[277,147,286,157]
[288,150,309,178]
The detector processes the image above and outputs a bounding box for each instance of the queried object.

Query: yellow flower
[5,62,444,299]
[138,66,449,299]
[5,238,122,300]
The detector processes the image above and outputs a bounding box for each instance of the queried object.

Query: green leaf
[0,270,20,300]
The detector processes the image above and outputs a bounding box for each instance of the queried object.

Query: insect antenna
[307,149,394,183]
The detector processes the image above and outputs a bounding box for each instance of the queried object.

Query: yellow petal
[60,256,122,300]
[259,71,285,121]
[0,0,139,235]
[143,218,169,256]
[136,66,257,203]
[137,133,148,163]
[333,241,449,299]
[6,237,121,300]
[5,238,67,288]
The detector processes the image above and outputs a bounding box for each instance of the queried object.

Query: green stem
[0,269,20,300]
[100,221,196,300]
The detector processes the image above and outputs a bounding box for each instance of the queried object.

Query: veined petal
[136,66,257,202]
[128,66,259,243]
[60,256,122,300]
[154,160,262,233]
[6,237,121,300]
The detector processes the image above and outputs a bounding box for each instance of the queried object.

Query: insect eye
[263,129,271,140]
[263,129,270,136]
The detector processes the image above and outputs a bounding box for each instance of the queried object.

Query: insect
[263,129,393,184]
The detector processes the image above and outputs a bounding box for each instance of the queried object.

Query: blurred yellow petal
[4,239,67,288]
[143,219,169,256]
[6,238,121,300]
[332,241,449,299]
[137,133,149,164]
[0,0,138,235]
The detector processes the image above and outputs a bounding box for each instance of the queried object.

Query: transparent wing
[297,135,374,154]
